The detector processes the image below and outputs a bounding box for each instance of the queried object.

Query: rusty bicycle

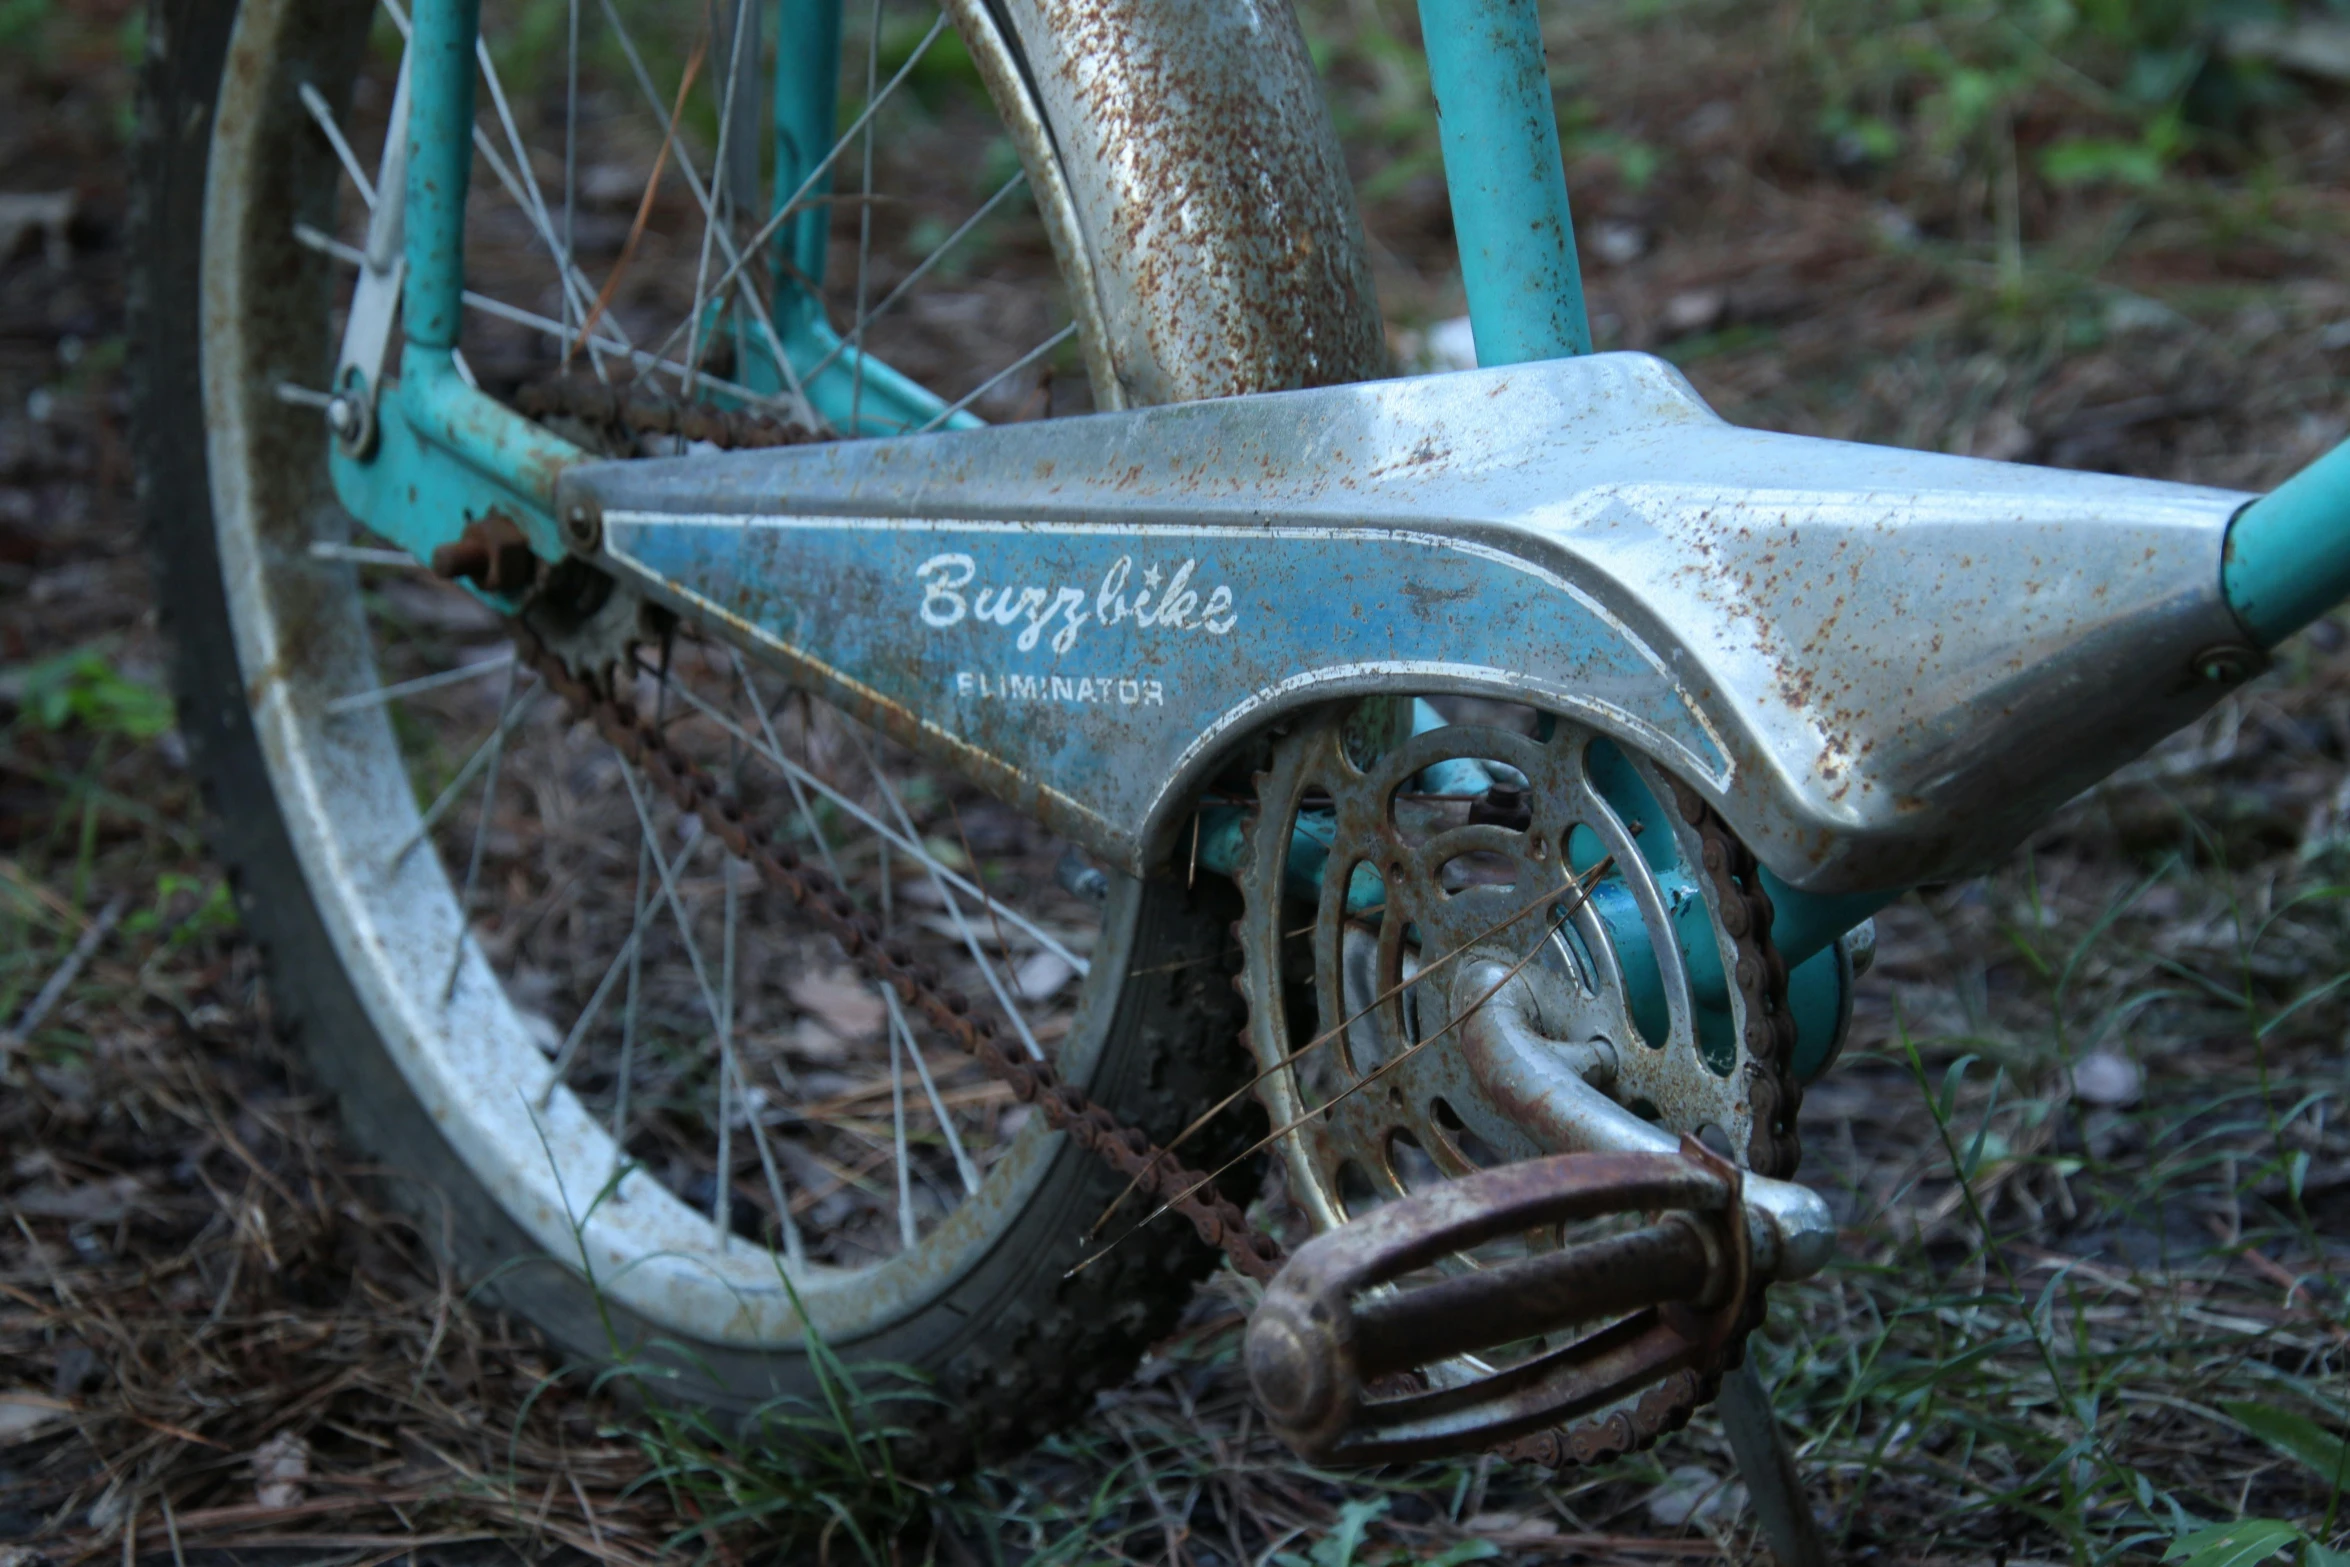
[129,0,2347,1522]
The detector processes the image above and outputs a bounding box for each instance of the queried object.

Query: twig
[2,891,127,1058]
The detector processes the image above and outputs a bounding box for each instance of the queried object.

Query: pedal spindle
[1245,1140,1752,1465]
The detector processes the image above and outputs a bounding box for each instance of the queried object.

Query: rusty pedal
[1244,1138,1752,1465]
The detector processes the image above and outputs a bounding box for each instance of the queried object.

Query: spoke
[593,0,819,426]
[443,658,524,1001]
[736,651,847,887]
[614,763,802,1261]
[393,681,542,866]
[887,986,981,1196]
[292,223,365,267]
[458,288,794,413]
[475,35,614,362]
[683,0,761,396]
[275,381,335,410]
[654,657,1088,975]
[888,994,918,1251]
[714,856,736,1248]
[298,81,376,209]
[470,126,623,368]
[538,885,653,1107]
[297,213,795,405]
[844,724,1049,1063]
[642,10,952,374]
[800,169,1028,388]
[917,323,1077,433]
[614,771,730,1075]
[327,651,514,715]
[308,542,428,569]
[564,0,579,339]
[296,226,740,413]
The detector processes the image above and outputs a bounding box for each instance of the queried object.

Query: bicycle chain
[508,371,1796,1460]
[505,621,1286,1284]
[517,376,825,451]
[1671,778,1803,1182]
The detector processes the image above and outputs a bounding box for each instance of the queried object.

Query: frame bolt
[325,369,378,459]
[562,499,602,554]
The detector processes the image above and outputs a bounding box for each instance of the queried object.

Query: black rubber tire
[129,0,1261,1473]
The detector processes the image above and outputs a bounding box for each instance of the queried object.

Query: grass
[4,0,2350,1560]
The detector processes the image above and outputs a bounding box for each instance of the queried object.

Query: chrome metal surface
[1452,960,1833,1279]
[992,0,1389,404]
[568,352,2253,894]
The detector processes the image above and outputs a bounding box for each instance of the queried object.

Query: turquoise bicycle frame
[334,0,2350,1056]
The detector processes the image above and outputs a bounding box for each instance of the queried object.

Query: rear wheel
[130,0,1374,1466]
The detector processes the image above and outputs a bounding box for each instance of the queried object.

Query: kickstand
[1719,1359,1830,1567]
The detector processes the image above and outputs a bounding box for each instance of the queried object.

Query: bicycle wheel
[131,0,1382,1466]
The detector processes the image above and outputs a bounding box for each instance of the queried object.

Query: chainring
[1231,700,1801,1462]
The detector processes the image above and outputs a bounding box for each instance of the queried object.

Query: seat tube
[1414,0,1591,365]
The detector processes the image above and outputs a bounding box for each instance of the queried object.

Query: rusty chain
[504,618,1287,1283]
[517,376,825,451]
[504,371,1796,1462]
[1671,778,1804,1183]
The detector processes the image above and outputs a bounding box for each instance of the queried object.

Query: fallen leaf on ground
[252,1429,310,1509]
[0,1389,71,1448]
[1645,1463,1745,1528]
[1464,1511,1559,1538]
[787,969,885,1040]
[1013,950,1076,1002]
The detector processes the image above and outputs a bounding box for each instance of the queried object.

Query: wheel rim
[197,0,1146,1348]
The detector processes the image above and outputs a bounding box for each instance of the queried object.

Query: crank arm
[1245,1140,1753,1465]
[1452,958,1838,1280]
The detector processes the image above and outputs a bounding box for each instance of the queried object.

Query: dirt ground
[4,1,2349,1564]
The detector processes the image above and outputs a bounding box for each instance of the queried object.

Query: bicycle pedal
[1244,1138,1752,1466]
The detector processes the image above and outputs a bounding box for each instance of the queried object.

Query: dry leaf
[7,1175,141,1223]
[1464,1510,1559,1538]
[787,969,885,1040]
[0,1390,70,1448]
[1013,950,1076,1003]
[1644,1463,1745,1528]
[252,1429,311,1509]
